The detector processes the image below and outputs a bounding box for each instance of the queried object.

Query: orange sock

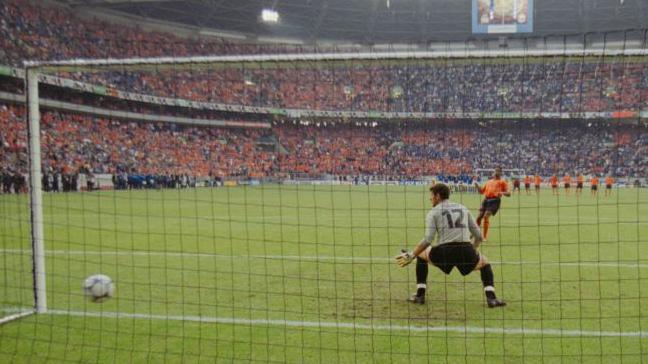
[483,219,490,239]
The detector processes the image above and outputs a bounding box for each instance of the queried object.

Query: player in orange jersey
[534,175,542,193]
[474,167,511,241]
[524,175,532,195]
[576,174,584,196]
[590,175,599,196]
[563,174,572,195]
[605,175,614,197]
[550,175,559,195]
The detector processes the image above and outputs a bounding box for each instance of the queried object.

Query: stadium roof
[57,0,648,45]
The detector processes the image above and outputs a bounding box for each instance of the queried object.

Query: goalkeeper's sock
[416,284,426,297]
[483,218,490,239]
[416,257,428,297]
[480,264,496,299]
[484,286,497,300]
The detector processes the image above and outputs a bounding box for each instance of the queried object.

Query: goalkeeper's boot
[407,294,425,305]
[487,298,506,308]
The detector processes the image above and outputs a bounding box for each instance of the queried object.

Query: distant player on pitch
[550,174,559,195]
[524,175,532,195]
[563,173,572,195]
[590,175,599,196]
[395,183,506,308]
[576,174,584,196]
[474,167,510,241]
[605,175,614,197]
[512,176,521,194]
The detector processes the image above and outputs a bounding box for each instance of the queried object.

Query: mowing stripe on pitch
[1,248,648,269]
[38,309,646,338]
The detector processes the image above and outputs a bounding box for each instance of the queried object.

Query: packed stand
[1,1,646,114]
[1,103,646,194]
[65,61,648,114]
[0,103,277,193]
[0,0,314,67]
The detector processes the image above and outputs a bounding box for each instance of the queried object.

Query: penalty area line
[39,309,648,338]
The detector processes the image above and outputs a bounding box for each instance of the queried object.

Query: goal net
[1,27,647,363]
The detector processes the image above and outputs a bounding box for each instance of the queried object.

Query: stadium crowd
[0,0,309,66]
[71,61,647,114]
[1,103,645,193]
[0,0,646,194]
[2,0,647,114]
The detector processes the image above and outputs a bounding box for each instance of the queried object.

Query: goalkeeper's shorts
[429,242,480,276]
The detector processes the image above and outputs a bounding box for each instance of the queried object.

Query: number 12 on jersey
[442,209,465,228]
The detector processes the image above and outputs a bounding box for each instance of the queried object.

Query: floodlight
[261,9,279,23]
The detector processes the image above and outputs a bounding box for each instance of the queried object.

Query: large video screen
[472,0,533,34]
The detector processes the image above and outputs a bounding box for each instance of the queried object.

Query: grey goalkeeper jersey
[422,200,483,246]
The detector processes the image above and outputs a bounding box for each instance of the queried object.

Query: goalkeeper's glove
[395,249,414,268]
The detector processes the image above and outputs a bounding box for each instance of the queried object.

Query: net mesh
[0,18,647,363]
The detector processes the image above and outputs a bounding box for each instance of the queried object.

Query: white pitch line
[0,248,380,262]
[31,309,646,338]
[0,310,35,325]
[2,307,646,338]
[1,249,648,269]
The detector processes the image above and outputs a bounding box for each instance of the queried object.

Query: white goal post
[22,47,648,71]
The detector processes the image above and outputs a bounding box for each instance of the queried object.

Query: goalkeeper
[396,183,506,308]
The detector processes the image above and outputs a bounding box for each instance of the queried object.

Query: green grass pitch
[1,185,647,363]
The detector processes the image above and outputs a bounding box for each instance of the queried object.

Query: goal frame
[16,44,647,323]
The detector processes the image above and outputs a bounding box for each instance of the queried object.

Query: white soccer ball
[83,274,114,302]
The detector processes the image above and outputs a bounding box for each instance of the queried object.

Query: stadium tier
[1,104,646,182]
[1,1,647,114]
[0,0,302,65]
[58,61,647,113]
